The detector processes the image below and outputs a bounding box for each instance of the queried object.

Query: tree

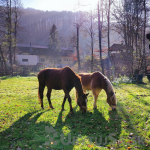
[98,1,104,75]
[0,0,22,75]
[73,11,87,72]
[48,24,60,67]
[82,11,97,72]
[112,0,150,75]
[11,0,22,64]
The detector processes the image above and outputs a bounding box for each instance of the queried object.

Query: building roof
[16,44,74,56]
[110,44,132,51]
[17,44,48,49]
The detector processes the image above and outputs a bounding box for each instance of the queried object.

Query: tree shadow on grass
[1,76,13,80]
[120,87,150,108]
[116,102,148,149]
[136,83,150,91]
[49,108,122,149]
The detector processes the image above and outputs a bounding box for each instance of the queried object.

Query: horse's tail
[37,70,46,108]
[75,89,78,104]
[38,90,41,105]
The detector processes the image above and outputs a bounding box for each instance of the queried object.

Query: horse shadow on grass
[0,106,132,150]
[0,109,55,149]
[48,107,122,149]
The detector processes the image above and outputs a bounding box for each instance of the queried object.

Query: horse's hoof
[70,111,74,115]
[51,107,54,109]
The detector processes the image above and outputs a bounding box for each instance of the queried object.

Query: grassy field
[0,76,150,150]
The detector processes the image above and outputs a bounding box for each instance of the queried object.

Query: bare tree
[98,1,104,74]
[82,11,98,72]
[12,0,22,64]
[74,12,86,72]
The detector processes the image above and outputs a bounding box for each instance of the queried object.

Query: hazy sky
[21,0,98,12]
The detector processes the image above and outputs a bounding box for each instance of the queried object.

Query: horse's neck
[104,79,112,98]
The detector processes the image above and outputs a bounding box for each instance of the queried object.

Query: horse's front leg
[68,95,73,113]
[47,88,54,109]
[63,88,73,113]
[92,88,101,109]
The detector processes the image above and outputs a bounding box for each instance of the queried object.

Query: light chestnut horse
[76,72,117,110]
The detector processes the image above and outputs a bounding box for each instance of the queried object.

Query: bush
[112,76,133,84]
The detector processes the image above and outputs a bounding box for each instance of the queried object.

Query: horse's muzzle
[112,108,116,111]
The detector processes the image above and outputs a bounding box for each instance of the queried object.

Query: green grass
[0,76,150,150]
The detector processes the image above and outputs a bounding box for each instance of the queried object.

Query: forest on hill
[18,9,78,47]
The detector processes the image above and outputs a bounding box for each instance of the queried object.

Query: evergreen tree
[48,24,60,67]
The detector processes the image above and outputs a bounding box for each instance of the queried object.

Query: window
[22,59,28,62]
[41,58,45,62]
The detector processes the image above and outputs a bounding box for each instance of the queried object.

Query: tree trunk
[91,12,94,73]
[8,0,13,74]
[143,0,146,72]
[14,0,17,65]
[98,2,104,75]
[0,46,7,75]
[107,0,110,77]
[76,24,81,72]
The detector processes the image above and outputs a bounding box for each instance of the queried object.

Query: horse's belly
[53,86,62,90]
[83,84,91,90]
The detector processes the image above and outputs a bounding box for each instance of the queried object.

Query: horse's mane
[105,77,114,93]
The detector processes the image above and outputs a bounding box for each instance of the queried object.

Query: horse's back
[37,68,62,89]
[38,66,78,90]
[79,72,107,90]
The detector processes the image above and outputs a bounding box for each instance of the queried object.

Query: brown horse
[37,66,88,113]
[76,72,117,110]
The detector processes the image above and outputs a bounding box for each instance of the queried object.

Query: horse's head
[77,93,89,113]
[107,91,117,111]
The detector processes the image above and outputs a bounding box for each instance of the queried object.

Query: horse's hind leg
[47,88,54,109]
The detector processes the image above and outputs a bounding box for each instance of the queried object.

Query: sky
[21,0,99,12]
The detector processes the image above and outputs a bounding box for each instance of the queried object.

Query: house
[16,44,75,68]
[109,44,133,76]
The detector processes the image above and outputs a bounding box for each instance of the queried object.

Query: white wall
[16,55,39,65]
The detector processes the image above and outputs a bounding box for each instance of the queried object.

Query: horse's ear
[85,93,89,97]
